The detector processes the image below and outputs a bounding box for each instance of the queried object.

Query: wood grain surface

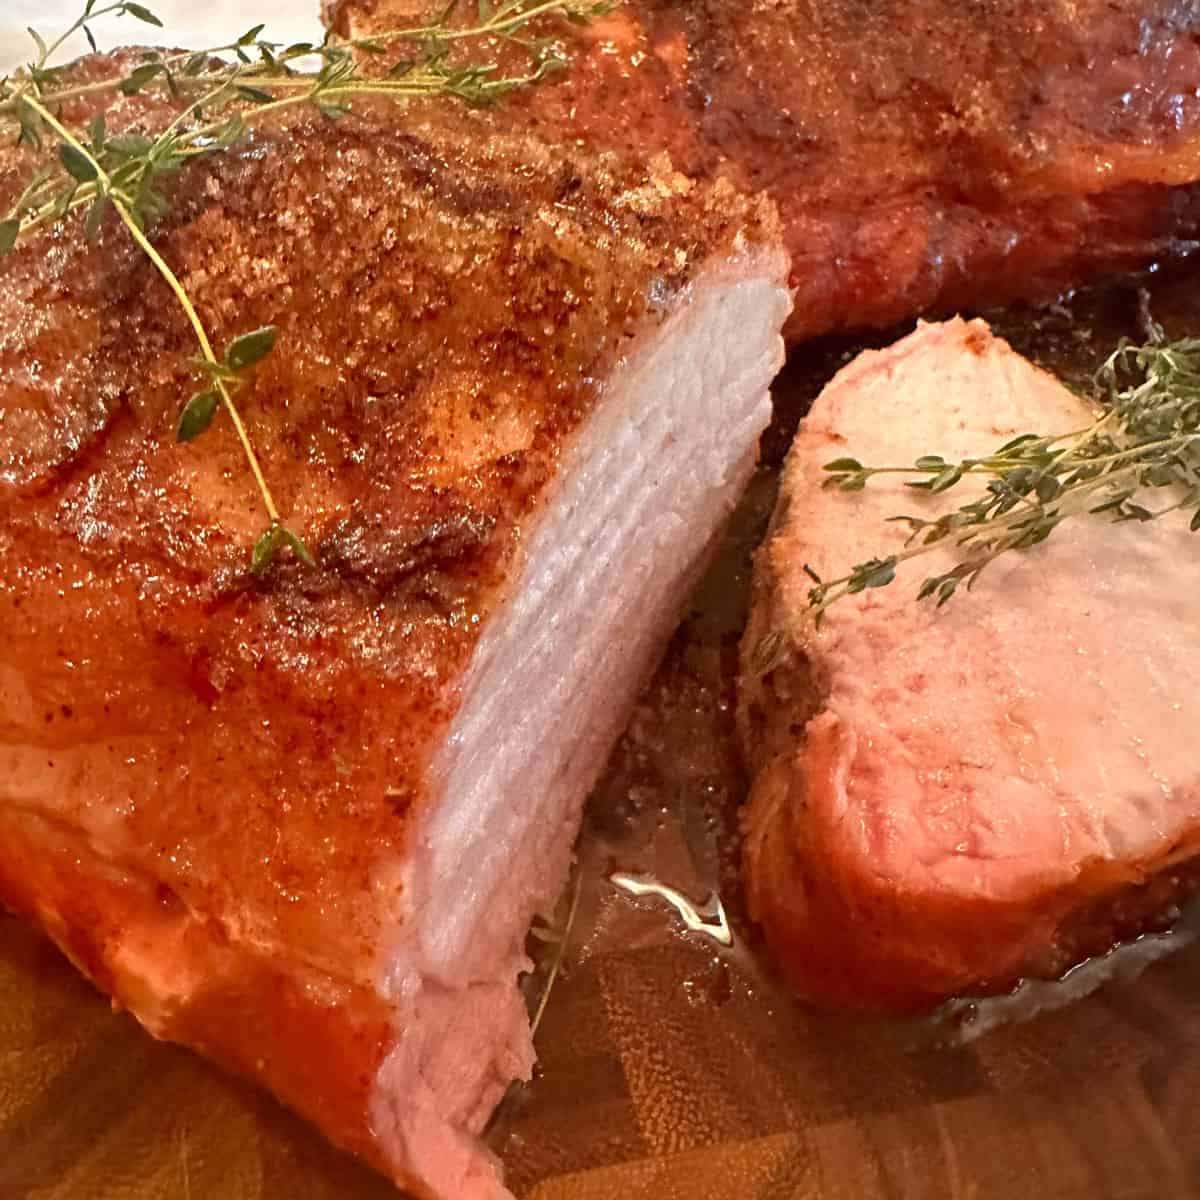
[5,889,1200,1200]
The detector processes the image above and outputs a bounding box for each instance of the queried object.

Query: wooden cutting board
[4,869,1200,1200]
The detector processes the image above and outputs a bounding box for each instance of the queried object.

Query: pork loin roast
[0,75,789,1197]
[326,0,1200,342]
[739,319,1200,1012]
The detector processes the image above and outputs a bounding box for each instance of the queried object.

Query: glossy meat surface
[0,58,784,1194]
[329,0,1200,340]
[739,319,1200,1011]
[0,62,760,977]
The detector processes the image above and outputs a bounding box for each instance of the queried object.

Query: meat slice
[327,0,1200,342]
[0,74,789,1198]
[738,318,1200,1013]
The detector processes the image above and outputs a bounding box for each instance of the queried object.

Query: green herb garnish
[1,0,608,571]
[807,321,1200,620]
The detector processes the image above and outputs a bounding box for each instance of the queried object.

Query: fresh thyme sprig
[806,323,1200,621]
[1,0,607,571]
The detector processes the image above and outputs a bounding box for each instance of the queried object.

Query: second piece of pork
[739,318,1200,1012]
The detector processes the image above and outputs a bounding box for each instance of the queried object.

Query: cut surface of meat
[0,61,789,1198]
[327,0,1200,342]
[738,318,1200,1012]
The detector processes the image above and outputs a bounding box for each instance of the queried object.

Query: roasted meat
[0,71,790,1197]
[738,318,1200,1012]
[327,0,1200,342]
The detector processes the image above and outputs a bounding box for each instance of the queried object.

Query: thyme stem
[2,0,608,567]
[530,870,582,1038]
[112,204,282,524]
[0,0,602,121]
[22,93,283,526]
[374,0,593,42]
[42,3,127,67]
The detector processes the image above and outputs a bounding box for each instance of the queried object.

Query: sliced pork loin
[0,70,789,1199]
[739,318,1200,1013]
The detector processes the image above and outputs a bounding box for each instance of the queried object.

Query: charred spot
[317,507,498,595]
[337,124,523,224]
[155,882,187,916]
[383,783,415,819]
[555,168,585,201]
[962,323,991,355]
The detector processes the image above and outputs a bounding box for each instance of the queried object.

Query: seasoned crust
[327,0,1200,340]
[0,54,781,986]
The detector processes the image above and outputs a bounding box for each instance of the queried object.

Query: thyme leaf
[58,141,97,180]
[176,389,219,441]
[251,523,315,575]
[123,4,164,27]
[224,325,277,371]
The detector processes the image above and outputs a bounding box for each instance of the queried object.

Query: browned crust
[0,809,397,1177]
[328,0,1200,340]
[0,51,783,1169]
[742,751,1200,1012]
